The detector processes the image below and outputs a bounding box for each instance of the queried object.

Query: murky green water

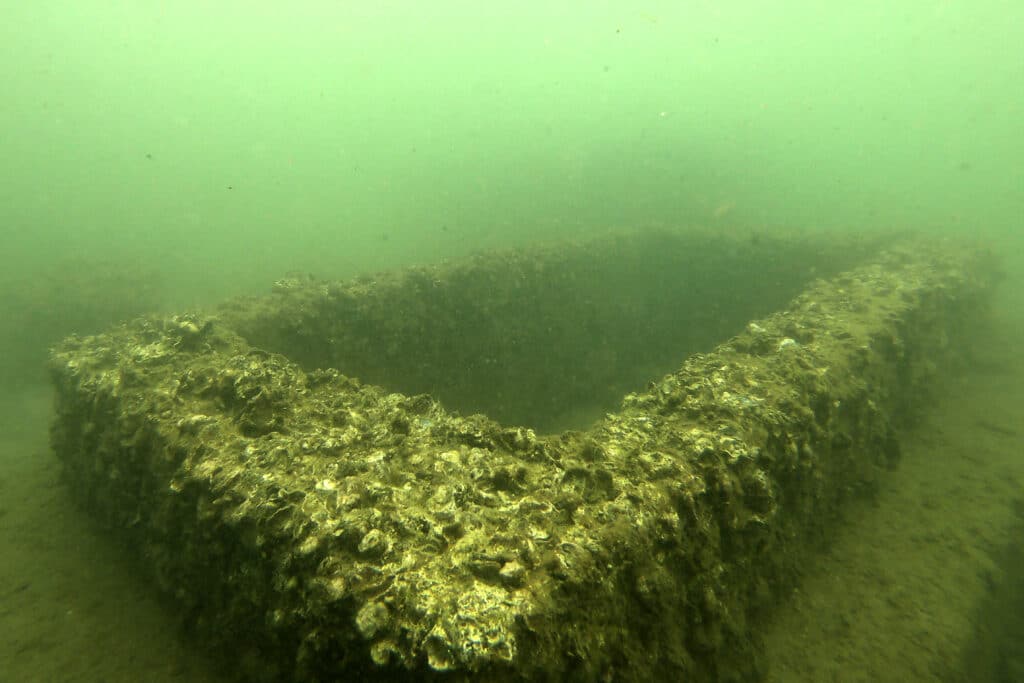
[1,3,1021,681]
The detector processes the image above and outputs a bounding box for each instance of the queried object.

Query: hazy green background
[1,1,1021,386]
[0,6,1021,680]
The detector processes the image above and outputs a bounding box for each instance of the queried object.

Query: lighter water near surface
[1,2,1022,681]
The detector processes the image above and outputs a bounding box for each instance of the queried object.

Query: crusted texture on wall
[50,234,996,682]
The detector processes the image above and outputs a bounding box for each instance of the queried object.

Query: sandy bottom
[762,313,1024,682]
[1,317,1021,682]
[0,386,227,683]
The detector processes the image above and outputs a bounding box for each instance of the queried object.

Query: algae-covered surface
[2,233,1020,682]
[2,314,1022,682]
[33,233,1004,681]
[52,229,922,681]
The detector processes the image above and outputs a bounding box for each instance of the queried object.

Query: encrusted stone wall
[49,231,997,682]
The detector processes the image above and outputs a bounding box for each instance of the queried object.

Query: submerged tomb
[50,228,998,681]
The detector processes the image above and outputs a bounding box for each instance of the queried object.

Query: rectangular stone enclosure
[50,229,998,682]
